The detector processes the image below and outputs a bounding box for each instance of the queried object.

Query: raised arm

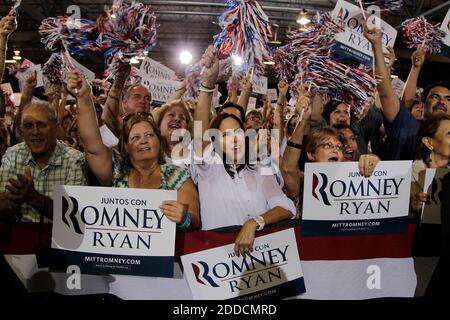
[364,23,399,122]
[13,71,37,138]
[166,80,186,103]
[101,64,130,137]
[226,75,239,104]
[0,11,16,81]
[403,47,425,110]
[68,69,113,186]
[194,45,219,154]
[237,76,252,113]
[280,85,312,199]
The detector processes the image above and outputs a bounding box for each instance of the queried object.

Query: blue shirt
[383,101,420,160]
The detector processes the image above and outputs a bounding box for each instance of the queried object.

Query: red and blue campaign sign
[51,186,177,277]
[302,161,412,236]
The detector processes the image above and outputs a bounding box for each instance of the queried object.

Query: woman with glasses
[67,69,200,231]
[193,46,296,256]
[281,87,380,217]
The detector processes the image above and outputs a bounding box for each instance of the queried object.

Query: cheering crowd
[0,2,449,298]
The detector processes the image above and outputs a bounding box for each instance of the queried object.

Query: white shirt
[191,148,296,230]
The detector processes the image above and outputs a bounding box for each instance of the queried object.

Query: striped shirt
[0,140,88,222]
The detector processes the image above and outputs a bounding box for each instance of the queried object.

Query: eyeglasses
[317,142,344,152]
[130,93,152,103]
[122,112,154,125]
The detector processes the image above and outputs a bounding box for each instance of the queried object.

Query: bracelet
[287,140,303,150]
[199,86,215,93]
[200,83,215,90]
[177,212,192,231]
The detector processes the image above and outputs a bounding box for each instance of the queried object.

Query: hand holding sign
[234,219,258,257]
[363,21,383,48]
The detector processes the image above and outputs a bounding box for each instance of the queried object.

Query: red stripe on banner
[1,223,415,260]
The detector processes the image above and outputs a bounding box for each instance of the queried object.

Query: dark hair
[218,102,245,123]
[208,113,253,178]
[332,123,356,134]
[416,113,450,166]
[422,81,450,103]
[322,100,343,123]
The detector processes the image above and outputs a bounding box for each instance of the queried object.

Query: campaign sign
[181,228,305,300]
[140,77,182,104]
[331,0,397,68]
[302,161,412,236]
[420,168,450,225]
[51,186,177,277]
[440,8,450,58]
[251,75,268,95]
[139,57,175,81]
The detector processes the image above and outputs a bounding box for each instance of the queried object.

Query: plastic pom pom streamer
[97,0,158,74]
[401,17,445,55]
[213,0,273,76]
[39,16,97,55]
[42,53,65,85]
[362,1,403,11]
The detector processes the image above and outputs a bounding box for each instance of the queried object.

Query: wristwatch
[253,216,265,231]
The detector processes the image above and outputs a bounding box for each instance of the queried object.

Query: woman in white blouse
[193,46,296,256]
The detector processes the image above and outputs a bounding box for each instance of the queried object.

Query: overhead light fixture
[263,61,275,65]
[269,23,282,45]
[232,54,243,67]
[179,50,193,65]
[13,55,22,60]
[391,74,399,79]
[5,59,16,64]
[130,56,139,64]
[14,50,20,55]
[296,9,310,25]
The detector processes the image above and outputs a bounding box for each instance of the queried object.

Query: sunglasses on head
[122,112,154,125]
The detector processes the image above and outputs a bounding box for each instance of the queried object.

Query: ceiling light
[14,50,20,55]
[179,50,193,65]
[5,60,16,64]
[297,9,310,25]
[263,61,275,65]
[13,55,22,60]
[232,54,243,67]
[130,57,139,64]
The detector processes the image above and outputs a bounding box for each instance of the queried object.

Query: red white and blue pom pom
[402,17,445,54]
[42,53,65,84]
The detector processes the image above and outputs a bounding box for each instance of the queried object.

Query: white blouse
[191,148,296,230]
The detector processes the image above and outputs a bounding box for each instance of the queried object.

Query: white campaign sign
[302,161,412,235]
[251,75,268,95]
[15,63,44,90]
[331,0,397,67]
[140,77,182,103]
[440,8,450,58]
[52,186,177,276]
[138,57,176,81]
[67,55,96,82]
[181,229,305,300]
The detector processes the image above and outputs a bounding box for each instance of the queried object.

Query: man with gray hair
[0,101,88,223]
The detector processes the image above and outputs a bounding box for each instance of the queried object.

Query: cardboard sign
[51,186,177,277]
[302,161,412,235]
[181,228,305,300]
[440,8,450,58]
[138,57,175,81]
[67,55,96,82]
[420,168,450,224]
[331,0,397,68]
[140,77,182,104]
[267,88,278,103]
[251,75,268,95]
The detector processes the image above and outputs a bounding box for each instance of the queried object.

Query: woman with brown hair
[68,69,200,231]
[410,113,450,214]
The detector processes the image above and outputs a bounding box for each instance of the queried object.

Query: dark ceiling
[1,0,450,87]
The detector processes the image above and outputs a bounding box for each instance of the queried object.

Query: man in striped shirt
[0,101,87,223]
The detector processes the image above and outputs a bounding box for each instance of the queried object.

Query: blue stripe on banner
[301,216,408,236]
[229,277,306,301]
[49,249,174,277]
[331,42,373,67]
